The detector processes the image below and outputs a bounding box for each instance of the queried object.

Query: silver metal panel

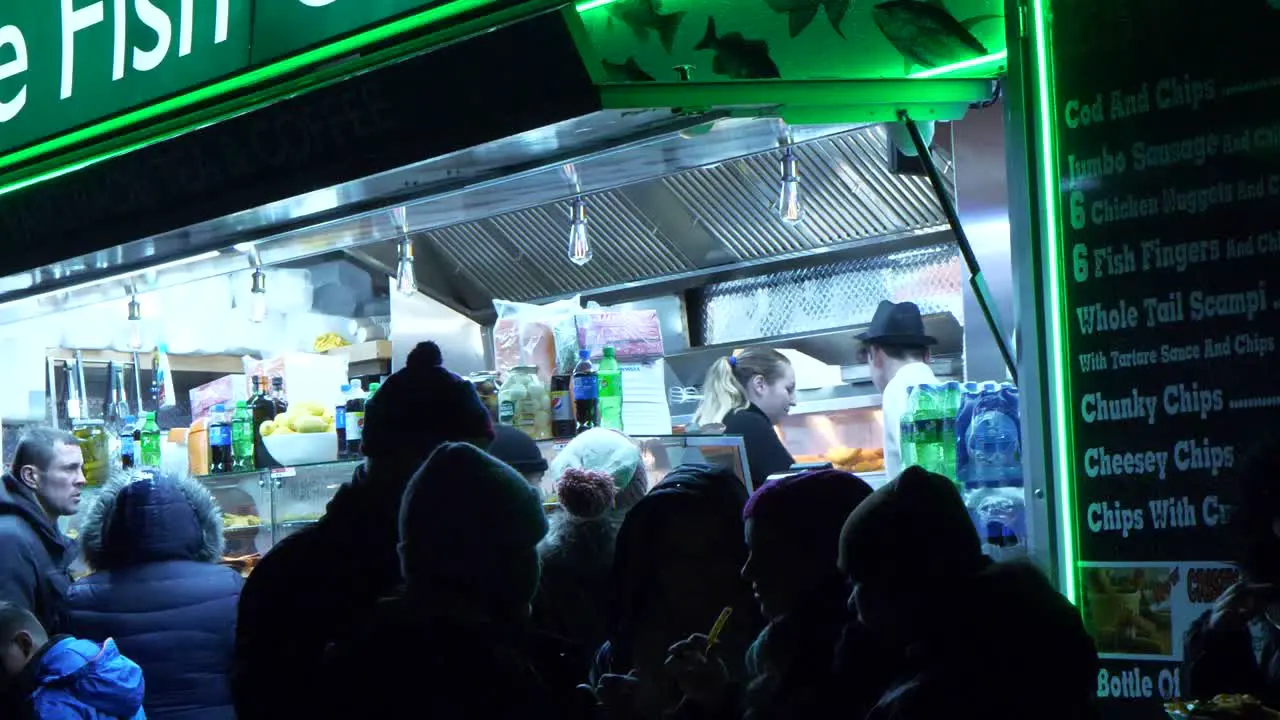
[430,191,695,302]
[390,290,486,377]
[0,113,865,327]
[699,243,964,345]
[953,105,1017,384]
[660,124,949,261]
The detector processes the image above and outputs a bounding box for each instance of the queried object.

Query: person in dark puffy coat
[321,442,592,719]
[232,341,496,720]
[592,464,762,720]
[533,467,619,659]
[839,467,1099,720]
[64,469,241,720]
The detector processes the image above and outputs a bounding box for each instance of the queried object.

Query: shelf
[323,340,391,364]
[48,348,243,374]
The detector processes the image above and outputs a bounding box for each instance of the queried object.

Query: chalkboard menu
[1046,0,1280,716]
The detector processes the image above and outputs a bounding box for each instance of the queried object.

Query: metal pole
[131,353,145,415]
[898,111,1018,383]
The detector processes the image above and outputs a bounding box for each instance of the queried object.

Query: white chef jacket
[882,361,940,481]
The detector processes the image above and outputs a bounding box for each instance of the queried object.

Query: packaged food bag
[574,308,664,360]
[492,296,582,383]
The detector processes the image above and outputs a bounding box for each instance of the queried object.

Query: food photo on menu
[1083,565,1176,656]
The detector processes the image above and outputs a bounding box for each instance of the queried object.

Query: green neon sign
[0,0,452,160]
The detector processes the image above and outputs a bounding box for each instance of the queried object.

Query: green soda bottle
[597,347,623,431]
[139,412,162,468]
[232,401,255,473]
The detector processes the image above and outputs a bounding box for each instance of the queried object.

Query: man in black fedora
[856,301,939,479]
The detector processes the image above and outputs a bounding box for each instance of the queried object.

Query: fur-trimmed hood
[80,468,225,570]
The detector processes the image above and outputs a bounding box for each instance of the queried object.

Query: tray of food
[1167,694,1280,719]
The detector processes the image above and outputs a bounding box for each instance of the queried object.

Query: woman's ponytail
[694,356,750,427]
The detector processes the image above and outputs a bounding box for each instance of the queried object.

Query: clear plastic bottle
[344,380,368,457]
[208,405,233,474]
[942,381,963,481]
[912,385,943,474]
[899,385,917,471]
[139,412,162,469]
[571,350,599,434]
[120,415,137,470]
[598,347,623,431]
[336,384,351,459]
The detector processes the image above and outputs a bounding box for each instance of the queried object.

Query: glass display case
[194,459,359,576]
[535,433,752,498]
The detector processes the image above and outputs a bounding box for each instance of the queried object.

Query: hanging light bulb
[250,269,267,323]
[127,295,143,350]
[566,197,591,266]
[776,145,803,225]
[395,237,417,296]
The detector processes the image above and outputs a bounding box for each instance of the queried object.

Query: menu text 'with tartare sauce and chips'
[1042,0,1280,716]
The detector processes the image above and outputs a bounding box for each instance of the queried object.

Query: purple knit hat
[745,469,874,566]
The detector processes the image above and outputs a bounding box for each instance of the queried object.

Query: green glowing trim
[0,0,498,177]
[575,0,616,11]
[1030,0,1079,604]
[908,50,1008,79]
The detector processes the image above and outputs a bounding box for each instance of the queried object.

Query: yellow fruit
[297,402,326,417]
[294,416,330,434]
[259,421,276,437]
[274,426,295,435]
[275,413,293,430]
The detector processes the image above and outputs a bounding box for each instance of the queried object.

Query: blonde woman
[693,348,796,490]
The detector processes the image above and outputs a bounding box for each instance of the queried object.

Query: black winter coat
[1185,611,1280,708]
[65,472,242,720]
[231,464,406,720]
[864,562,1099,720]
[320,596,594,719]
[0,473,74,632]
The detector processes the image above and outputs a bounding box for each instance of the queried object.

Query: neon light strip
[908,50,1008,79]
[1031,0,1078,604]
[0,0,499,175]
[574,0,616,10]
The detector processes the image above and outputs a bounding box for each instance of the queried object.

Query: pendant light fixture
[249,269,267,323]
[566,197,591,266]
[127,293,143,350]
[395,237,417,296]
[776,140,803,225]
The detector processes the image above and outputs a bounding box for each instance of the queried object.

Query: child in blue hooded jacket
[0,601,146,719]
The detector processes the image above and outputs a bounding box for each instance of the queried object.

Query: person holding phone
[1185,446,1280,707]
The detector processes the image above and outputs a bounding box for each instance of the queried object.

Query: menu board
[1047,0,1280,716]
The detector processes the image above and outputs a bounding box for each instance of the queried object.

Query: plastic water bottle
[899,385,917,471]
[598,347,623,431]
[967,486,1027,562]
[958,382,1023,488]
[572,350,600,433]
[913,385,943,474]
[942,381,962,481]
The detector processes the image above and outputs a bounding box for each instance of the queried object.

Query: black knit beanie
[361,341,495,459]
[399,443,549,612]
[839,466,985,590]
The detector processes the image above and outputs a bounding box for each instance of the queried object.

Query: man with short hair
[856,301,940,480]
[0,427,84,632]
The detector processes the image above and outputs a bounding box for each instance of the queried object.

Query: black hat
[855,301,936,347]
[488,425,549,476]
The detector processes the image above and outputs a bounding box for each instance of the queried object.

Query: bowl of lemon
[260,401,339,466]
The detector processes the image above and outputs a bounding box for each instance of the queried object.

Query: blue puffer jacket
[28,636,147,719]
[65,471,243,720]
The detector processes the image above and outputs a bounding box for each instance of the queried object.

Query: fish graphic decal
[873,0,1001,72]
[602,57,657,82]
[764,0,852,38]
[695,17,782,79]
[607,0,687,54]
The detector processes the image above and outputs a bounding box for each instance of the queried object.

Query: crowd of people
[0,338,1272,718]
